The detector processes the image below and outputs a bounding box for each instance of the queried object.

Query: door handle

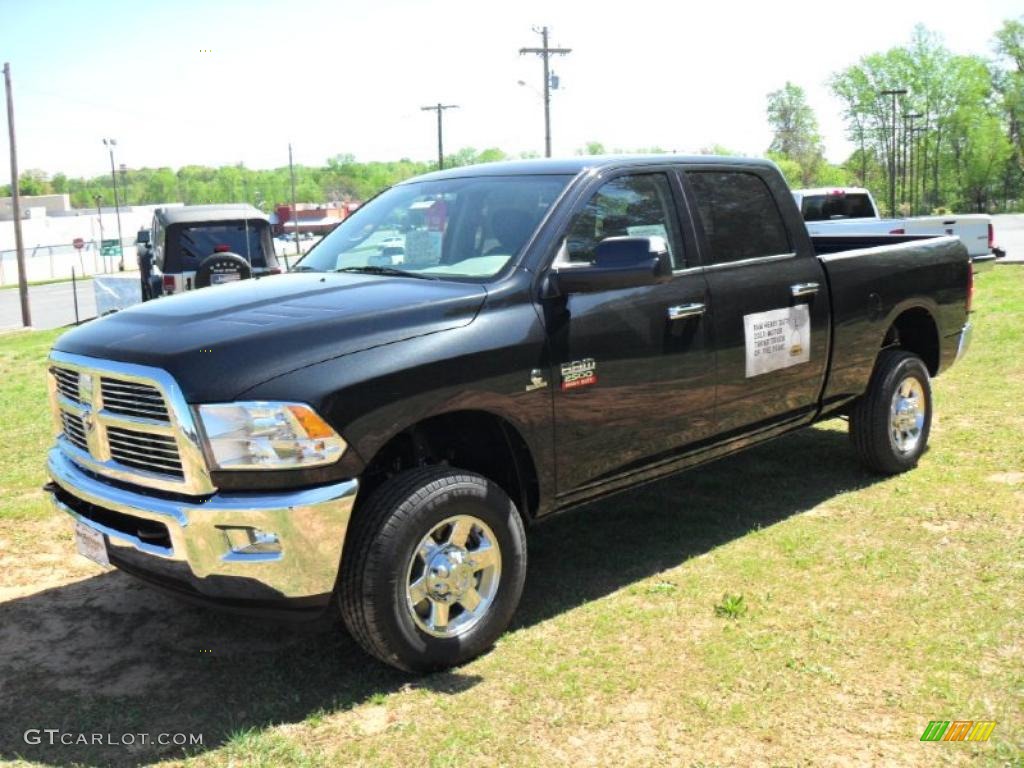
[790,282,820,298]
[667,302,705,320]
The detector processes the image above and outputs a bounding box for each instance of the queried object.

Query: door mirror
[554,236,673,294]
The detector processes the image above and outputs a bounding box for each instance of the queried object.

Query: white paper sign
[743,305,810,378]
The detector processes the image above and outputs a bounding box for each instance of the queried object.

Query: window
[564,173,685,269]
[297,175,571,280]
[800,192,875,221]
[686,171,791,264]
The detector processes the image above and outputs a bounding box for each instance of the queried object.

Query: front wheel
[338,467,527,672]
[849,350,932,475]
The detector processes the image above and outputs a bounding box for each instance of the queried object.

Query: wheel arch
[881,304,940,376]
[353,408,542,525]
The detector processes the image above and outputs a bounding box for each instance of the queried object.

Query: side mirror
[553,236,673,294]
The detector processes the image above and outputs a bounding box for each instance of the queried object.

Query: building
[273,201,360,236]
[0,193,72,221]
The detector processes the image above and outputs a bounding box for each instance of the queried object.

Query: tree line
[767,19,1023,215]
[3,18,1022,216]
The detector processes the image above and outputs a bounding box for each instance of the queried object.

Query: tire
[849,350,932,475]
[338,467,527,673]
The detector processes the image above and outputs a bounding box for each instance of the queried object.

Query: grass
[0,268,1021,767]
[0,276,95,290]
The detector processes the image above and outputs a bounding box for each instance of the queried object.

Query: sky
[0,0,1021,186]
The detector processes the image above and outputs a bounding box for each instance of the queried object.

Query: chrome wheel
[889,375,926,454]
[405,515,502,638]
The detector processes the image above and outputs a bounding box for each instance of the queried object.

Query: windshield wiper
[289,265,319,272]
[334,266,438,280]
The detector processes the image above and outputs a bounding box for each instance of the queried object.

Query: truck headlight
[196,402,346,470]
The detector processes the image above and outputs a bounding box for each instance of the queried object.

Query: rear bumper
[971,253,998,273]
[956,321,973,363]
[46,447,358,612]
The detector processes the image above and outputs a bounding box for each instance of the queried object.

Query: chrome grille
[107,426,184,478]
[101,379,170,422]
[48,354,214,495]
[60,411,89,451]
[52,367,80,403]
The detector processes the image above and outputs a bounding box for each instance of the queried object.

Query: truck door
[546,171,715,493]
[682,168,830,435]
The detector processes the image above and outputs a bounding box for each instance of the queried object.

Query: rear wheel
[339,467,527,672]
[849,350,932,474]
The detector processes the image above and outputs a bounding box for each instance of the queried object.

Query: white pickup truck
[793,187,1001,270]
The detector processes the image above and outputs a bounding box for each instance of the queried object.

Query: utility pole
[879,88,906,217]
[903,113,922,213]
[289,143,299,256]
[911,125,928,216]
[103,138,125,270]
[519,26,571,157]
[93,194,106,272]
[420,103,459,170]
[4,62,30,327]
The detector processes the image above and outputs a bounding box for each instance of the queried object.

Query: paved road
[993,213,1024,263]
[0,279,97,332]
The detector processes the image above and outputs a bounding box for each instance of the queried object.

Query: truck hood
[54,272,487,402]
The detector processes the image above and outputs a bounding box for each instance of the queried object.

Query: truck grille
[48,355,213,495]
[100,379,170,422]
[60,411,89,452]
[107,426,184,478]
[53,367,81,403]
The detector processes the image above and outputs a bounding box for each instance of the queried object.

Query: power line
[519,26,571,158]
[420,103,459,170]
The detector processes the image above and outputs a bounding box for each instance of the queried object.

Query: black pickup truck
[44,156,972,672]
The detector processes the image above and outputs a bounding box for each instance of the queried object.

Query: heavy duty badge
[560,358,597,391]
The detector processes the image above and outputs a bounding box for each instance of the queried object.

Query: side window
[564,173,685,269]
[686,171,791,264]
[152,218,164,269]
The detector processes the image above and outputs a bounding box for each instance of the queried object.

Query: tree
[766,82,825,186]
[830,25,1012,213]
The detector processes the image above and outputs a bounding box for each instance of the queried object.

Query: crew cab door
[544,171,715,493]
[681,167,830,434]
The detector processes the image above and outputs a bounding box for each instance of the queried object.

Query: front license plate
[75,522,110,567]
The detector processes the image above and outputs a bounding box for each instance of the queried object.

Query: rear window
[686,171,791,264]
[801,193,875,221]
[166,221,273,271]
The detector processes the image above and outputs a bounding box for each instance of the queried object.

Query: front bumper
[46,447,358,611]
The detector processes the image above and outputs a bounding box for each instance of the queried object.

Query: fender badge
[525,369,548,392]
[560,358,597,391]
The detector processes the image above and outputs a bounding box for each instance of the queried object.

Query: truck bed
[814,234,970,409]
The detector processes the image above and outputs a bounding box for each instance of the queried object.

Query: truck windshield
[295,175,571,280]
[801,193,876,221]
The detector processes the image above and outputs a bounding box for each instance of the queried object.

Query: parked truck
[45,156,972,672]
[792,186,1000,270]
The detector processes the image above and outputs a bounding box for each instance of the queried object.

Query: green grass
[0,268,1021,767]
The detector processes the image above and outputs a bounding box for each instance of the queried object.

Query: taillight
[889,228,905,235]
[162,275,175,293]
[268,267,282,275]
[988,222,994,250]
[966,261,974,314]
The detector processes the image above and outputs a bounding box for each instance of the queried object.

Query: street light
[879,88,907,217]
[102,138,125,270]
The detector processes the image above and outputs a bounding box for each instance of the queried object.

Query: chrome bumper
[46,447,358,604]
[956,321,973,362]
